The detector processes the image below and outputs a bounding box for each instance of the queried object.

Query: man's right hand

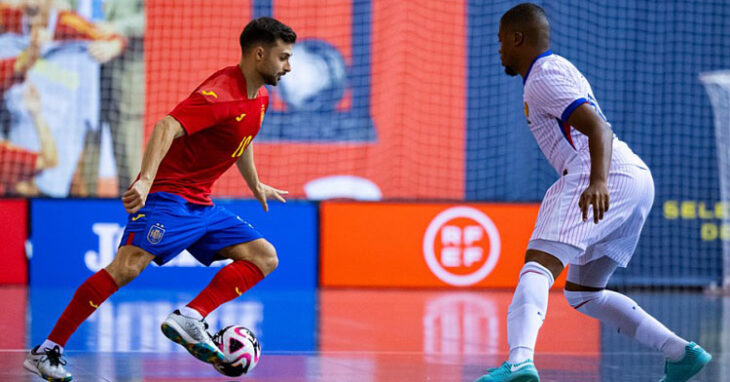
[122,179,152,213]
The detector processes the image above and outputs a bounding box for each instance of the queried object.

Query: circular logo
[278,39,347,112]
[423,206,501,286]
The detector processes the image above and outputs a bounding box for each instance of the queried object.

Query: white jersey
[524,52,654,268]
[523,52,645,175]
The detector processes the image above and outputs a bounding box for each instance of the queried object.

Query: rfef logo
[423,207,501,286]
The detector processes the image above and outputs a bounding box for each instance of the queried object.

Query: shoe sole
[161,322,225,364]
[660,351,712,382]
[476,374,538,382]
[510,377,539,382]
[23,358,73,382]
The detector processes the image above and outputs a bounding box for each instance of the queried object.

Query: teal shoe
[659,342,711,382]
[475,360,540,382]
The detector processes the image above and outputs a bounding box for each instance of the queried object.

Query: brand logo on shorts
[147,223,166,245]
[423,206,501,286]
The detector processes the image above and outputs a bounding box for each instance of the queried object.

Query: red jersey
[0,143,39,194]
[148,65,268,205]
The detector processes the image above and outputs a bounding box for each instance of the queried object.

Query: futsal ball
[213,325,261,376]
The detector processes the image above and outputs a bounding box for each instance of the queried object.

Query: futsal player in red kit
[24,17,296,381]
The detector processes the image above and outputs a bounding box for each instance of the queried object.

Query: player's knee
[524,250,564,280]
[257,243,278,274]
[518,261,556,286]
[106,262,142,286]
[225,240,278,275]
[563,288,604,311]
[106,248,153,286]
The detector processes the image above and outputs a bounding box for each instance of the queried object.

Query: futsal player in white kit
[476,4,711,382]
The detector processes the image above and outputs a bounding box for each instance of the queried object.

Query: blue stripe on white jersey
[522,53,644,174]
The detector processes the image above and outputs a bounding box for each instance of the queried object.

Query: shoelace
[212,330,223,345]
[203,321,221,347]
[41,346,67,367]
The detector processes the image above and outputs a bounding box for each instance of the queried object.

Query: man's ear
[255,46,265,61]
[514,31,524,46]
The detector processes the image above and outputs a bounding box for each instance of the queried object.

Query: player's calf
[105,246,155,287]
[23,345,72,382]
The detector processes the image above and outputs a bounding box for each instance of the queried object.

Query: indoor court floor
[1,286,727,381]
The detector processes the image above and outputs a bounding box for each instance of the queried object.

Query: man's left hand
[252,183,288,212]
[579,181,610,224]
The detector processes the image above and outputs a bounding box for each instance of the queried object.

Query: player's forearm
[139,116,182,182]
[236,144,260,190]
[31,114,58,169]
[587,124,613,184]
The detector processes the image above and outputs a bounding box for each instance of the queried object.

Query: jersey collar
[523,49,553,84]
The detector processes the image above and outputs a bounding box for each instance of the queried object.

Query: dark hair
[500,3,548,30]
[239,17,297,53]
[500,3,550,45]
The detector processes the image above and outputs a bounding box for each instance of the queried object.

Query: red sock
[47,269,119,346]
[187,260,264,317]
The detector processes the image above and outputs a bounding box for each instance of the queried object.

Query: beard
[503,65,518,77]
[261,71,282,86]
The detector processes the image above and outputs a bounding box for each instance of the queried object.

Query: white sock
[564,289,688,361]
[39,339,63,354]
[507,262,554,364]
[179,306,204,320]
[640,318,688,362]
[660,340,689,362]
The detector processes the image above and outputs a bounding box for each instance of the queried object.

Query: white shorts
[528,164,654,267]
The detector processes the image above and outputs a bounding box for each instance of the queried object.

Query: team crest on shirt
[147,223,166,244]
[524,102,531,125]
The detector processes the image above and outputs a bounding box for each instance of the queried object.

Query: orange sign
[321,202,569,288]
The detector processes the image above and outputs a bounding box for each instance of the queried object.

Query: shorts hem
[527,238,584,266]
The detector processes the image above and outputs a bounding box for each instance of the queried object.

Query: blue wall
[29,199,319,290]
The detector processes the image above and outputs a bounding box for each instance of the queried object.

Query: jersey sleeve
[168,92,226,135]
[0,57,17,93]
[526,67,588,122]
[54,11,127,46]
[0,144,39,186]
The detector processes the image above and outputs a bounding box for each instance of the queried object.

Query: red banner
[0,199,27,285]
